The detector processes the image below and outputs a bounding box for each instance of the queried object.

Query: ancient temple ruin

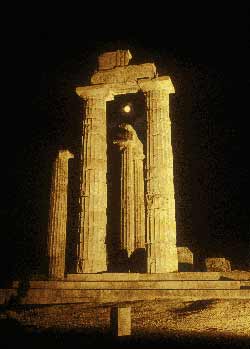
[47,50,178,278]
[1,50,249,307]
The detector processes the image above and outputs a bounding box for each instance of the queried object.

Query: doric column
[133,132,145,250]
[120,135,135,256]
[76,86,114,273]
[139,77,178,273]
[113,124,145,256]
[47,150,74,279]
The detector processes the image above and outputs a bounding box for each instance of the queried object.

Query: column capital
[76,84,114,101]
[138,76,175,94]
[58,149,74,160]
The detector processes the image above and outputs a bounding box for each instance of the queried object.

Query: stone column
[114,124,145,256]
[120,135,135,256]
[133,131,145,250]
[76,86,113,273]
[139,77,178,273]
[47,150,74,279]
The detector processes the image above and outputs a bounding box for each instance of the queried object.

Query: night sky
[1,5,249,280]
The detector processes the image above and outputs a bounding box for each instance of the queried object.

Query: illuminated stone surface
[1,273,250,305]
[47,150,74,279]
[91,63,157,85]
[77,87,114,273]
[113,124,145,255]
[111,306,131,336]
[141,81,178,273]
[177,247,194,265]
[1,50,250,313]
[205,258,231,272]
[177,247,193,271]
[75,50,178,273]
[98,50,132,70]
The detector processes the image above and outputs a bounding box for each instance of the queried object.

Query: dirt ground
[0,299,250,348]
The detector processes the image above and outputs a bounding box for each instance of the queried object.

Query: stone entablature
[76,76,175,100]
[91,63,157,85]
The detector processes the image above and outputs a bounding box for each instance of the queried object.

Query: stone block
[177,247,193,271]
[177,247,193,264]
[110,306,131,336]
[66,272,223,281]
[91,63,156,85]
[11,279,241,290]
[1,285,250,305]
[205,258,231,272]
[98,50,132,70]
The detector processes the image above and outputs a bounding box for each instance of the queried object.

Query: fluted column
[47,150,74,279]
[133,133,145,250]
[139,78,178,273]
[114,124,145,256]
[76,86,113,273]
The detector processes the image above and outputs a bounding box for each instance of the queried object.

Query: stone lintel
[76,85,114,101]
[77,77,175,102]
[91,63,157,85]
[138,76,175,94]
[107,81,139,95]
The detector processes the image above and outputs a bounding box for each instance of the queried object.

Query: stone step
[65,271,250,281]
[66,272,221,281]
[1,288,250,305]
[12,280,241,290]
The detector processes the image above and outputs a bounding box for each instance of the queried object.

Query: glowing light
[123,105,131,113]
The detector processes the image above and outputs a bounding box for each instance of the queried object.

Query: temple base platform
[1,272,250,305]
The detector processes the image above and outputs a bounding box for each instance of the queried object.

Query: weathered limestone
[47,150,74,279]
[139,78,178,273]
[205,258,231,272]
[2,286,250,305]
[76,87,114,273]
[91,63,157,85]
[92,50,156,85]
[98,50,132,70]
[177,247,194,265]
[76,51,178,274]
[113,124,145,256]
[177,247,194,271]
[111,306,131,336]
[133,133,146,251]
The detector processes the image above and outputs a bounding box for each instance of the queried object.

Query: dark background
[1,4,250,280]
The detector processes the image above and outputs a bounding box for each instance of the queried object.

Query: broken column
[139,78,178,273]
[177,247,194,271]
[47,150,74,279]
[113,124,145,256]
[205,257,231,272]
[76,86,114,273]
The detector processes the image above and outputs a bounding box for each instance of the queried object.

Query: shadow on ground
[172,299,217,316]
[0,318,249,349]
